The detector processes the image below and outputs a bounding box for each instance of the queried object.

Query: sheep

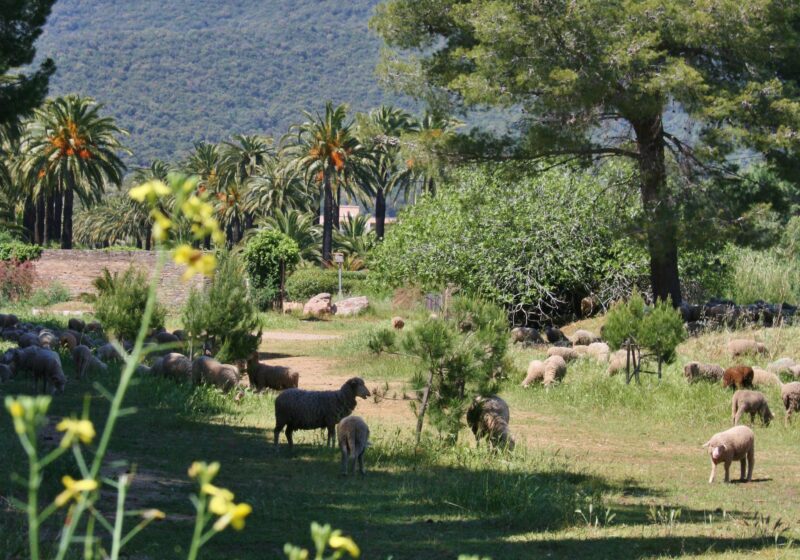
[38,330,58,349]
[337,416,370,475]
[391,316,405,330]
[11,346,66,394]
[544,326,567,344]
[68,318,86,332]
[572,345,590,356]
[702,425,755,483]
[727,339,767,358]
[18,332,41,348]
[97,343,123,363]
[683,362,725,384]
[0,363,12,382]
[722,366,754,390]
[71,345,108,380]
[543,355,567,386]
[510,327,543,346]
[546,346,578,362]
[752,367,782,388]
[246,352,299,391]
[570,329,600,346]
[0,313,19,328]
[731,390,774,426]
[191,356,240,392]
[768,358,796,375]
[790,365,800,379]
[172,329,187,341]
[59,332,78,351]
[466,395,515,451]
[135,364,152,376]
[781,382,800,425]
[152,331,180,345]
[86,321,103,333]
[273,377,371,450]
[521,360,545,387]
[607,350,629,376]
[586,342,610,362]
[149,353,192,382]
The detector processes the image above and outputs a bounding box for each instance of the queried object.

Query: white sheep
[586,342,610,362]
[607,350,629,376]
[752,367,782,388]
[767,358,796,375]
[522,360,545,387]
[570,329,600,346]
[191,356,240,392]
[337,416,370,475]
[702,425,755,483]
[781,382,800,425]
[727,339,767,358]
[546,346,578,362]
[731,390,774,426]
[543,355,567,386]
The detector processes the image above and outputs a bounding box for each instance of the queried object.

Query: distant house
[320,204,397,230]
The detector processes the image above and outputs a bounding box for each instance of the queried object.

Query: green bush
[603,291,647,351]
[285,268,368,301]
[0,242,42,262]
[242,229,301,310]
[181,251,262,362]
[724,246,800,305]
[25,283,71,307]
[94,267,167,340]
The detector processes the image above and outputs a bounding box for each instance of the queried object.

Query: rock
[303,293,333,318]
[333,296,370,317]
[391,316,405,330]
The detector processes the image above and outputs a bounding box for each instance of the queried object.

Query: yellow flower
[8,401,23,419]
[181,196,214,221]
[329,533,360,558]
[212,502,252,532]
[174,245,216,280]
[56,418,96,448]
[188,461,220,481]
[54,476,98,507]
[129,180,170,203]
[141,509,166,521]
[150,210,173,242]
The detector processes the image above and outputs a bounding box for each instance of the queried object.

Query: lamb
[727,339,767,358]
[752,367,782,388]
[607,350,629,376]
[781,382,800,425]
[149,353,192,382]
[570,329,600,346]
[71,345,108,380]
[466,395,515,451]
[273,377,371,449]
[768,358,796,375]
[546,346,579,362]
[391,316,405,330]
[246,352,299,391]
[11,346,66,394]
[702,425,755,483]
[683,362,725,383]
[521,360,545,387]
[731,390,774,426]
[722,366,754,390]
[543,355,567,386]
[191,356,240,392]
[68,318,86,332]
[337,416,370,475]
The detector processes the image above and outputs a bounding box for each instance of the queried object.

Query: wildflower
[56,418,96,448]
[202,484,235,515]
[129,180,170,203]
[7,400,23,419]
[212,502,252,531]
[174,245,216,280]
[141,509,166,521]
[54,476,98,507]
[329,532,360,558]
[188,461,219,481]
[181,195,213,221]
[151,210,173,242]
[5,396,51,435]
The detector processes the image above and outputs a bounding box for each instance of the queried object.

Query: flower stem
[187,496,207,560]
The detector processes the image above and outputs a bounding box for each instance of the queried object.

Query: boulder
[303,293,333,318]
[333,296,370,317]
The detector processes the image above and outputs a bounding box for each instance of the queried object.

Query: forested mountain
[34,0,407,166]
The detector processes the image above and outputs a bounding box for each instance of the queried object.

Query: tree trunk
[23,196,35,242]
[415,368,436,445]
[144,224,152,250]
[53,185,62,244]
[375,188,386,239]
[322,176,334,263]
[632,114,682,306]
[35,192,45,245]
[333,183,341,230]
[135,236,142,249]
[61,175,74,249]
[44,191,53,245]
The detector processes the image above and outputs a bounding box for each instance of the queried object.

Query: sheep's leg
[340,448,348,476]
[285,428,294,450]
[740,458,746,481]
[273,422,285,448]
[357,450,365,475]
[746,448,754,481]
[749,412,756,425]
[327,425,336,448]
[708,460,716,484]
[723,461,731,483]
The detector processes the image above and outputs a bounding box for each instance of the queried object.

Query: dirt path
[261,331,341,342]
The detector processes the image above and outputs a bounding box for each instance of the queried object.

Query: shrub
[0,242,42,263]
[285,268,368,301]
[0,260,37,303]
[724,246,800,305]
[242,229,301,310]
[25,283,71,307]
[181,251,261,362]
[94,266,167,340]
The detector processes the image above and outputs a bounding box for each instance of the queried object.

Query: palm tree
[130,160,172,249]
[222,134,275,234]
[334,214,376,262]
[245,157,314,221]
[21,95,127,248]
[258,208,321,263]
[284,102,372,263]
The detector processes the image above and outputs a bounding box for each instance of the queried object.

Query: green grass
[1,311,799,558]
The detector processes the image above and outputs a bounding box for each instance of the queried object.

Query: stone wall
[33,250,204,305]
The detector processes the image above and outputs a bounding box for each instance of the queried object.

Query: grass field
[1,303,799,559]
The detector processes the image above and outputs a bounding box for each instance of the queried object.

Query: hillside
[35,0,407,167]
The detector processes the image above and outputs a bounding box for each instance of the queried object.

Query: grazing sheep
[71,345,108,380]
[60,332,78,351]
[768,358,796,375]
[391,316,405,330]
[510,327,543,346]
[18,332,41,348]
[722,366,754,390]
[781,382,800,425]
[728,339,767,358]
[135,364,152,376]
[731,390,774,426]
[0,313,19,328]
[790,365,800,379]
[683,362,725,384]
[544,326,567,344]
[546,346,579,362]
[147,352,190,382]
[522,360,545,387]
[572,345,590,356]
[543,355,567,386]
[586,342,610,362]
[337,416,370,475]
[97,343,123,363]
[273,377,371,449]
[191,356,240,392]
[38,330,58,349]
[153,331,180,345]
[11,346,66,394]
[86,321,103,333]
[172,329,187,341]
[752,367,782,388]
[68,318,86,332]
[246,352,299,391]
[570,329,600,346]
[466,395,515,451]
[0,363,12,382]
[702,425,755,483]
[607,350,629,376]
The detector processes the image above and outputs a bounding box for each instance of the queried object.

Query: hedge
[0,242,43,262]
[285,269,368,301]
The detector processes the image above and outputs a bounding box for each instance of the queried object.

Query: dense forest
[34,0,407,166]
